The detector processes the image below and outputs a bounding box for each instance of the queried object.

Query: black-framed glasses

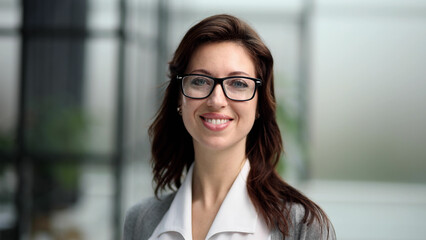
[177,74,262,101]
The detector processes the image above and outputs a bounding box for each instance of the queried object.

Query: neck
[191,140,247,207]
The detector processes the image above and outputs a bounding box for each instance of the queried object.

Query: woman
[124,14,335,240]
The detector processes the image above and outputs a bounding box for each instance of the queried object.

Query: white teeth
[205,118,229,125]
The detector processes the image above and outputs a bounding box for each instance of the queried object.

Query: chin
[197,135,246,152]
[201,140,231,151]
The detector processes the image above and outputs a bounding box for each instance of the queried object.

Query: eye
[228,79,249,88]
[190,77,211,86]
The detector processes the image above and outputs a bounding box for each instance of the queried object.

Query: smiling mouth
[200,116,233,125]
[204,118,229,124]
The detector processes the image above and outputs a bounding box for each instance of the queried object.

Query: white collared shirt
[148,160,271,240]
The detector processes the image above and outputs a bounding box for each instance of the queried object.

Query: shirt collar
[151,164,194,239]
[205,160,258,239]
[152,160,258,239]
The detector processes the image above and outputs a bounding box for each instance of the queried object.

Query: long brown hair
[149,14,331,236]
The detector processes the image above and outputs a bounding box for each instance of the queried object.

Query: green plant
[24,98,91,211]
[26,99,89,153]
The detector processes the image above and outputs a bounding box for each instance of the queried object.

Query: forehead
[186,41,256,77]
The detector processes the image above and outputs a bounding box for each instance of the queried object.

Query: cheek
[181,96,192,116]
[235,101,257,124]
[181,95,191,115]
[181,97,202,127]
[181,98,191,123]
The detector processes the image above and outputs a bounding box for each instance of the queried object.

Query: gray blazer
[123,193,336,240]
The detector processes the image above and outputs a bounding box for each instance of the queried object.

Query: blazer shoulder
[287,203,336,240]
[123,193,175,240]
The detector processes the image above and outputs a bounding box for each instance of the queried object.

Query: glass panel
[87,0,119,31]
[19,37,118,156]
[24,37,88,154]
[128,0,157,38]
[83,38,118,155]
[0,163,16,238]
[31,162,113,239]
[124,42,157,157]
[123,159,153,212]
[0,0,20,29]
[24,0,87,29]
[310,9,426,183]
[0,36,20,152]
[122,0,158,215]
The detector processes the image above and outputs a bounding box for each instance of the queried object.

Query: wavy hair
[149,14,331,236]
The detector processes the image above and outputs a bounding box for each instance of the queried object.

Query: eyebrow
[189,69,251,77]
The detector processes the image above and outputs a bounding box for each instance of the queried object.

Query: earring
[177,107,182,115]
[256,113,260,119]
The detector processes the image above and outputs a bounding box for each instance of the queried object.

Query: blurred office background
[0,0,425,239]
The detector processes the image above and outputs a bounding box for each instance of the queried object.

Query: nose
[206,84,228,108]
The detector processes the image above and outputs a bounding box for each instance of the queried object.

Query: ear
[177,95,183,115]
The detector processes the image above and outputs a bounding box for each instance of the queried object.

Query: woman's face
[180,41,258,152]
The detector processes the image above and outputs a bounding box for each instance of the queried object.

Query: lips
[200,113,233,131]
